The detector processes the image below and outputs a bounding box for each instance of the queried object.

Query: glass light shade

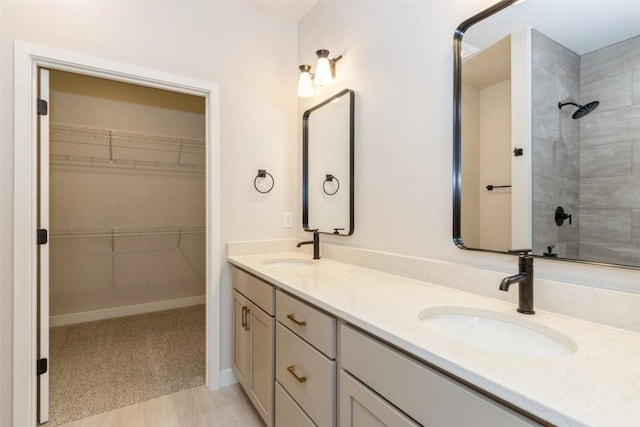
[297,66,314,97]
[315,55,333,86]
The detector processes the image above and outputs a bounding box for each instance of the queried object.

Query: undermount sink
[262,258,313,268]
[419,306,577,358]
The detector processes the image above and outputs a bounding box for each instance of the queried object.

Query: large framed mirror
[454,0,640,268]
[303,89,354,235]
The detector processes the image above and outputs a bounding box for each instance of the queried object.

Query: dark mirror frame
[452,0,640,271]
[302,88,355,236]
[453,0,516,253]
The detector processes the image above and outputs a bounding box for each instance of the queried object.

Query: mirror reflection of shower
[554,99,600,173]
[558,100,600,119]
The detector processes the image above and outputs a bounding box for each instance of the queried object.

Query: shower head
[557,101,600,119]
[573,101,599,119]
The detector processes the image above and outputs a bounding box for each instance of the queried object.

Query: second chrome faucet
[499,249,535,314]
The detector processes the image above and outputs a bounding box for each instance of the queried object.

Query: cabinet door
[340,370,419,427]
[275,381,315,427]
[248,301,274,427]
[232,290,251,391]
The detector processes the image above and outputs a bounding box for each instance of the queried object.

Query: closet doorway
[14,44,221,427]
[38,69,208,425]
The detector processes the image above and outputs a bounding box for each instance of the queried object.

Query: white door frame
[13,41,222,426]
[37,68,51,423]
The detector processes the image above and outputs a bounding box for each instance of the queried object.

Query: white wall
[0,2,3,423]
[510,28,533,250]
[50,71,207,137]
[298,2,640,300]
[298,0,500,257]
[478,80,511,250]
[0,2,297,424]
[461,81,481,247]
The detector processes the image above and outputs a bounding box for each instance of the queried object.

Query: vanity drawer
[340,325,541,427]
[275,381,315,427]
[232,266,275,315]
[276,289,336,359]
[276,323,335,426]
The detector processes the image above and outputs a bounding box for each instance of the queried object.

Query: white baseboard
[219,368,238,388]
[50,295,206,327]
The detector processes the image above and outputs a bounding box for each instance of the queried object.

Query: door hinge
[37,229,48,245]
[37,99,48,116]
[37,358,48,375]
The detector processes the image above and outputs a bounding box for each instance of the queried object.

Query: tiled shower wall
[532,30,580,258]
[578,35,640,265]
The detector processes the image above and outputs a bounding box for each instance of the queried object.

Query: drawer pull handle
[287,313,307,327]
[287,365,307,383]
[242,306,251,331]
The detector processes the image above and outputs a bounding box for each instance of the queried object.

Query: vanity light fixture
[314,49,342,86]
[297,65,315,98]
[297,49,343,97]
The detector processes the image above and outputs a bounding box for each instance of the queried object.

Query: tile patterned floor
[57,384,264,427]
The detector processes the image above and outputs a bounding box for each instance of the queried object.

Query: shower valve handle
[555,206,572,226]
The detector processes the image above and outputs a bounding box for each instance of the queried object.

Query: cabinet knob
[286,313,307,327]
[287,365,307,383]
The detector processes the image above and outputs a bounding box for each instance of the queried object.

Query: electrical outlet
[283,212,293,228]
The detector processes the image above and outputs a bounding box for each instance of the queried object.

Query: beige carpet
[49,304,205,426]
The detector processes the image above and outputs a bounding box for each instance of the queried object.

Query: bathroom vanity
[229,250,639,427]
[231,262,538,426]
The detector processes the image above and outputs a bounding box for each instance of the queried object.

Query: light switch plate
[283,212,293,228]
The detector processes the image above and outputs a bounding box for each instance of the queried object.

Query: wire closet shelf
[50,122,205,174]
[50,225,205,255]
[50,225,206,288]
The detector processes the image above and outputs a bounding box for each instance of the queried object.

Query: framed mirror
[453,0,640,268]
[303,89,354,235]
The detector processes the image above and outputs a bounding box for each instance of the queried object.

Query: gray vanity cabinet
[275,289,337,427]
[339,324,542,427]
[231,268,275,427]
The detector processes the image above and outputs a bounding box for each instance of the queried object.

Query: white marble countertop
[228,251,640,427]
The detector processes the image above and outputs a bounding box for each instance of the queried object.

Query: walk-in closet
[46,70,206,425]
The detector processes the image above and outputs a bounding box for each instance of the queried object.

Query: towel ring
[323,174,340,196]
[254,169,274,194]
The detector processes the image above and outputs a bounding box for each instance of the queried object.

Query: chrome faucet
[297,229,320,260]
[499,249,535,314]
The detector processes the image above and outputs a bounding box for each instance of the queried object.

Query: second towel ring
[323,174,340,195]
[254,169,274,194]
